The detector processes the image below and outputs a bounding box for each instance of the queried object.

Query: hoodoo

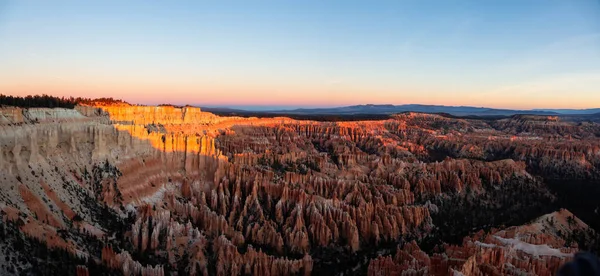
[0,102,598,275]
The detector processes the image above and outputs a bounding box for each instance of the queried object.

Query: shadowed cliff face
[0,105,598,275]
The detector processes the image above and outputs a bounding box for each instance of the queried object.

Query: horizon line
[189,103,600,112]
[1,93,599,111]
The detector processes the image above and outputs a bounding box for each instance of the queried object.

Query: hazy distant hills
[532,108,600,115]
[202,104,600,117]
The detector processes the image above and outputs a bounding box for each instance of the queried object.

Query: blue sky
[0,0,599,108]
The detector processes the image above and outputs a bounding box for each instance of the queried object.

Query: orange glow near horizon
[2,61,599,110]
[1,78,599,110]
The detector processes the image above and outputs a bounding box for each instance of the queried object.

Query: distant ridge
[201,104,600,117]
[532,108,600,115]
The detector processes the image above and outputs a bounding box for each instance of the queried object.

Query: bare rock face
[1,104,599,275]
[98,105,218,125]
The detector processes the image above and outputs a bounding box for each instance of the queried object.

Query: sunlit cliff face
[0,104,599,275]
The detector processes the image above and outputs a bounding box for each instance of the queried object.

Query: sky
[0,0,599,109]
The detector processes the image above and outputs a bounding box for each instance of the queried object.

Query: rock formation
[368,209,594,276]
[0,103,599,275]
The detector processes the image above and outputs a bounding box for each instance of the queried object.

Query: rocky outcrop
[0,106,90,125]
[102,246,165,276]
[213,235,313,276]
[367,241,431,276]
[98,105,218,125]
[368,210,593,276]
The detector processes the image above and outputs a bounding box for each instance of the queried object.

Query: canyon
[0,103,599,275]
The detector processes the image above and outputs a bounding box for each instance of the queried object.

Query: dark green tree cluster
[0,94,79,108]
[418,175,555,253]
[0,94,127,109]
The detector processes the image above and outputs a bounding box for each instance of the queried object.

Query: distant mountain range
[201,104,600,117]
[532,108,600,115]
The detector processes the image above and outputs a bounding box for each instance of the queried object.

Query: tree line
[0,94,127,109]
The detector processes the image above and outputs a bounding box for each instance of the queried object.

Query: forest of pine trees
[0,94,127,108]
